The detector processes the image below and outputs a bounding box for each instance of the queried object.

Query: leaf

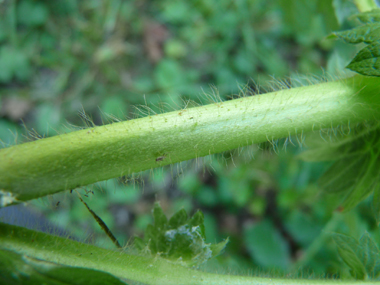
[334,23,380,44]
[152,202,168,230]
[372,182,380,224]
[133,236,145,251]
[318,155,368,193]
[353,9,380,24]
[244,219,290,270]
[298,143,346,161]
[0,248,128,285]
[17,1,48,27]
[341,156,380,211]
[134,202,228,267]
[331,9,380,76]
[300,124,380,211]
[168,208,188,228]
[333,232,380,280]
[299,125,377,162]
[189,210,206,238]
[346,41,380,76]
[0,46,31,83]
[359,233,379,277]
[154,59,187,92]
[332,233,366,279]
[210,237,229,258]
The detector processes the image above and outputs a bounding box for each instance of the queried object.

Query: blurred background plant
[0,0,378,279]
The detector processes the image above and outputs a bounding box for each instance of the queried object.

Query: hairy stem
[1,75,380,203]
[1,222,377,285]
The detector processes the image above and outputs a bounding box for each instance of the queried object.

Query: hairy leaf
[244,219,290,269]
[359,233,379,278]
[372,183,380,224]
[153,202,168,230]
[346,41,380,76]
[319,155,367,194]
[333,233,366,279]
[300,124,380,211]
[333,232,380,280]
[342,156,380,211]
[334,23,380,44]
[332,9,380,76]
[134,202,228,267]
[353,9,380,24]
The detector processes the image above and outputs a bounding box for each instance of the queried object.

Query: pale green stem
[1,222,377,285]
[353,0,378,12]
[1,75,380,203]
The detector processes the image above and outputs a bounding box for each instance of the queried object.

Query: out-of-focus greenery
[1,0,378,279]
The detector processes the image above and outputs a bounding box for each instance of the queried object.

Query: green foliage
[333,232,380,280]
[134,202,228,267]
[244,219,290,270]
[331,9,380,76]
[0,0,340,138]
[300,124,380,212]
[0,47,31,82]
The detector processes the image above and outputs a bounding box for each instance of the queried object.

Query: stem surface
[1,75,380,202]
[0,222,377,285]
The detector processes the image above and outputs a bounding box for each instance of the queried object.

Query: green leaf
[318,155,368,194]
[333,232,380,280]
[244,219,290,270]
[0,46,31,83]
[331,9,380,76]
[346,41,380,76]
[154,59,187,93]
[332,233,366,279]
[189,210,206,238]
[0,248,128,285]
[210,238,229,259]
[168,208,188,228]
[372,183,380,224]
[152,202,168,230]
[353,9,380,24]
[134,202,227,267]
[341,156,380,211]
[334,23,380,44]
[133,236,145,251]
[300,124,380,210]
[17,0,48,27]
[359,233,379,277]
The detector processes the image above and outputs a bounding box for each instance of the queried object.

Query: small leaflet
[331,9,380,76]
[333,23,380,44]
[346,41,380,76]
[134,202,228,267]
[0,190,19,207]
[299,123,380,212]
[372,184,380,225]
[354,9,380,24]
[333,232,380,280]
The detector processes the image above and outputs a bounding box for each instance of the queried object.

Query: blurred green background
[0,0,379,278]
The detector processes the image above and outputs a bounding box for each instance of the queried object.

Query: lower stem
[0,222,376,285]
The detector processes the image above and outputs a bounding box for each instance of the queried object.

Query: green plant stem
[1,222,378,285]
[354,0,378,12]
[1,75,380,203]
